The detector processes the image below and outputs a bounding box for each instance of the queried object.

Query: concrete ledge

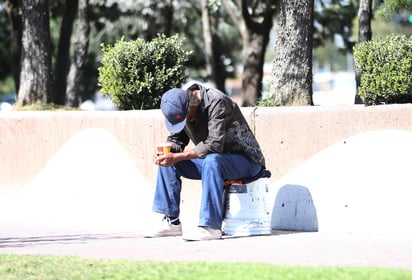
[0,105,411,233]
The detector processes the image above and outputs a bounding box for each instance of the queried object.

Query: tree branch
[221,0,247,39]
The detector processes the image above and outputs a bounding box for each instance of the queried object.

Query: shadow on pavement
[0,233,133,249]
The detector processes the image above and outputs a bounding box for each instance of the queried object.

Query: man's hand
[155,153,176,167]
[154,150,198,167]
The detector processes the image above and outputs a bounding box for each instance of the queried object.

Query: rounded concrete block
[271,184,318,231]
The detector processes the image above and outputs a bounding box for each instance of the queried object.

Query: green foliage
[0,7,12,80]
[313,41,349,71]
[370,18,412,40]
[354,35,412,105]
[98,34,191,110]
[313,0,358,52]
[256,97,279,107]
[375,0,412,20]
[0,76,15,96]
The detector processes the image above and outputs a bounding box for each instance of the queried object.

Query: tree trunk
[242,31,270,106]
[18,0,53,105]
[270,0,313,106]
[212,35,227,92]
[201,0,216,88]
[4,0,22,93]
[355,0,372,104]
[358,0,372,44]
[66,0,90,107]
[240,0,274,106]
[222,0,275,106]
[54,0,79,105]
[164,0,173,37]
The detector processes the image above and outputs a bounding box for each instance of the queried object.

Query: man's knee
[202,153,222,169]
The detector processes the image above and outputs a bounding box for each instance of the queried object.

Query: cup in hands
[156,143,172,156]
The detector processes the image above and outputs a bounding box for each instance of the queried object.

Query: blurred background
[0,0,411,110]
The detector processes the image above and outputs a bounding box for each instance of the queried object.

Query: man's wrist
[181,150,194,160]
[184,151,192,160]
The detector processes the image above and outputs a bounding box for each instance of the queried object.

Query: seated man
[145,83,266,241]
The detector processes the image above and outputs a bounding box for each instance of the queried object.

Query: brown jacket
[167,83,266,168]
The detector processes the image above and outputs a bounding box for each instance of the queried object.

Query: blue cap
[161,88,189,133]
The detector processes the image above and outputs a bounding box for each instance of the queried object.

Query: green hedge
[98,34,191,110]
[353,35,412,105]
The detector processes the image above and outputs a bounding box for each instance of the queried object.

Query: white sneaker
[143,216,182,238]
[182,226,222,241]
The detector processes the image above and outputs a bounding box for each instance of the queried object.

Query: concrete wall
[1,104,412,191]
[1,104,412,232]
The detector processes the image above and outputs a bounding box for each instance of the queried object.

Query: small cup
[156,143,172,155]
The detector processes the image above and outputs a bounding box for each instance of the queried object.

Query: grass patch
[0,254,411,280]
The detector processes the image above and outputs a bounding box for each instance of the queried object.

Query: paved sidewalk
[1,225,411,269]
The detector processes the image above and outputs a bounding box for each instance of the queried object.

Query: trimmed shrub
[98,34,191,110]
[353,35,412,106]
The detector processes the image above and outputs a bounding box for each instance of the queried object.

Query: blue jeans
[152,153,263,229]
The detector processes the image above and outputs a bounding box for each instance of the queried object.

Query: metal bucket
[222,178,271,236]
